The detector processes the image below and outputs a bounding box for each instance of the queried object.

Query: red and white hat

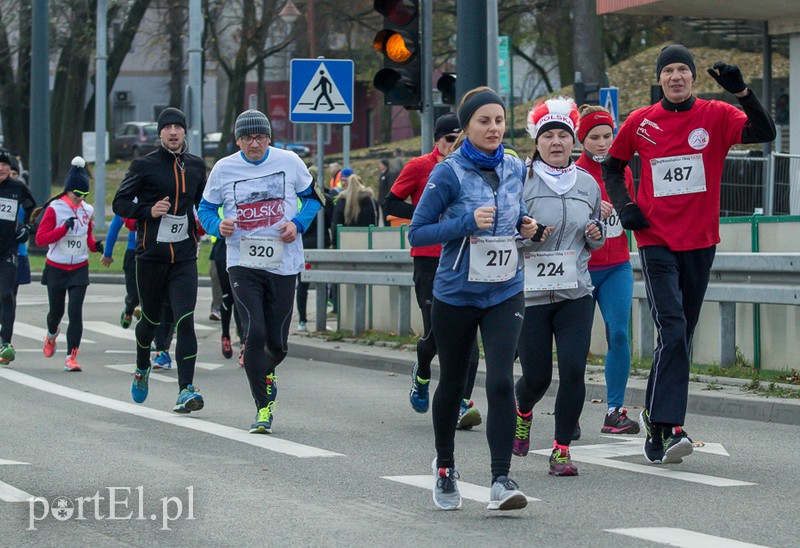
[527,97,579,141]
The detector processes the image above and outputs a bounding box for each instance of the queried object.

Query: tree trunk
[553,3,574,87]
[51,3,94,186]
[572,0,605,85]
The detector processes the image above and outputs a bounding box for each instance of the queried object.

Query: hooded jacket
[112,145,206,263]
[519,160,605,306]
[408,148,528,309]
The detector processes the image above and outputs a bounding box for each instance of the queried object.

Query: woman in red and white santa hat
[513,96,605,476]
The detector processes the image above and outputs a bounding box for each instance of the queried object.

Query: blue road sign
[290,59,354,124]
[599,87,619,134]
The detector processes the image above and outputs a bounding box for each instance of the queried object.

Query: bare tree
[0,1,32,161]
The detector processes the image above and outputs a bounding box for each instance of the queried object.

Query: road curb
[287,335,800,427]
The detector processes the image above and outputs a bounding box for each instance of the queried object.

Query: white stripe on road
[605,527,771,547]
[12,322,95,344]
[382,475,540,504]
[104,364,176,383]
[0,368,342,459]
[531,440,753,487]
[0,480,34,503]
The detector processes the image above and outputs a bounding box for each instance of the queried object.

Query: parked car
[202,132,234,157]
[111,121,159,159]
[273,141,311,157]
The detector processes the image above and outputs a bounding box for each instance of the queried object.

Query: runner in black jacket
[0,149,36,364]
[112,108,207,413]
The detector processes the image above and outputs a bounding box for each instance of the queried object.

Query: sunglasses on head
[444,135,458,143]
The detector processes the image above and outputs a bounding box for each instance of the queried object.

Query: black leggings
[229,266,295,410]
[122,249,139,315]
[46,284,88,353]
[135,260,198,389]
[413,257,479,400]
[216,258,242,341]
[431,293,524,481]
[516,295,594,446]
[0,259,17,344]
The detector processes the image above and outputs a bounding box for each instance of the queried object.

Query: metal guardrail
[303,250,800,367]
[302,250,414,335]
[631,253,799,366]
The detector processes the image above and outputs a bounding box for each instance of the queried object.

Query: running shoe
[64,348,81,372]
[487,476,528,511]
[0,343,15,365]
[640,409,665,464]
[572,421,582,441]
[120,310,133,329]
[249,403,275,434]
[297,321,307,333]
[221,336,233,359]
[456,399,482,430]
[131,365,152,403]
[208,309,221,321]
[662,425,693,464]
[152,351,172,370]
[513,409,532,457]
[174,385,204,413]
[431,458,461,511]
[601,407,641,434]
[43,329,58,358]
[409,362,430,413]
[548,446,579,476]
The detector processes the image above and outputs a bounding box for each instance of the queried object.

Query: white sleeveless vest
[46,197,94,265]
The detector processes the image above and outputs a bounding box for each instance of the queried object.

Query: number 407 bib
[468,236,517,283]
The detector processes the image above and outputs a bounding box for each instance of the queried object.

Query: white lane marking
[105,362,224,376]
[382,475,540,504]
[105,350,136,354]
[83,321,136,341]
[12,322,95,344]
[596,436,730,457]
[0,480,34,503]
[104,364,175,383]
[0,459,32,502]
[0,368,342,459]
[605,527,771,547]
[531,440,753,487]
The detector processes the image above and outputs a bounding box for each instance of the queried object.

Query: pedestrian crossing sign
[290,59,354,124]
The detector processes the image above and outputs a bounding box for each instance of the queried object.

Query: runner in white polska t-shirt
[198,109,323,435]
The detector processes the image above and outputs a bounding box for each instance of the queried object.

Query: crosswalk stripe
[604,527,770,547]
[0,368,343,459]
[104,364,175,383]
[12,322,95,344]
[0,480,34,503]
[382,475,540,504]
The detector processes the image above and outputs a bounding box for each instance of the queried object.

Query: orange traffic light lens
[385,33,412,63]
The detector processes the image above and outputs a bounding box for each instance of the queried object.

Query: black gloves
[619,204,650,231]
[94,241,104,253]
[530,223,548,242]
[15,224,30,244]
[707,62,747,95]
[63,216,76,230]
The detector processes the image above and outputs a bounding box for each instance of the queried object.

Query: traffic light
[372,0,421,110]
[436,73,456,105]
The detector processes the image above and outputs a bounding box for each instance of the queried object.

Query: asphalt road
[1,283,797,547]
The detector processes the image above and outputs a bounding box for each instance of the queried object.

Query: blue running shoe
[409,363,429,413]
[152,351,172,370]
[131,365,152,403]
[456,399,482,430]
[174,385,204,413]
[249,403,275,434]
